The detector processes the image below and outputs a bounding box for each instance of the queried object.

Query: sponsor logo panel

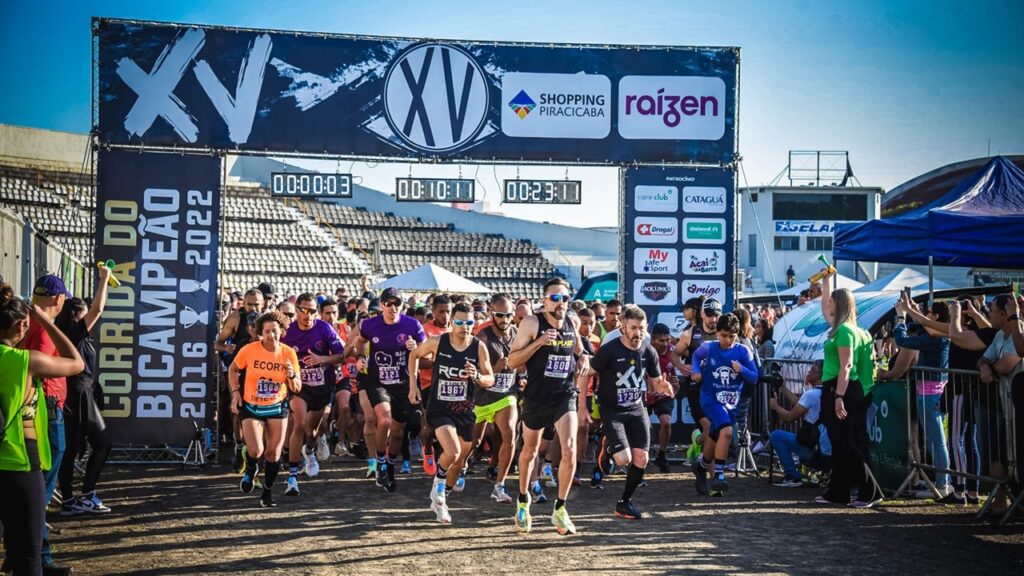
[682,186,726,214]
[682,218,726,244]
[682,248,726,276]
[633,185,678,212]
[618,75,727,140]
[501,72,611,139]
[634,216,678,244]
[633,247,678,275]
[633,279,678,306]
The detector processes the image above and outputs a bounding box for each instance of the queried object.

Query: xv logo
[383,43,489,153]
[115,28,272,144]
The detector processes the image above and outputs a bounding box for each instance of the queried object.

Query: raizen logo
[682,218,726,245]
[618,76,726,140]
[633,279,678,306]
[633,247,677,275]
[633,185,678,212]
[682,186,726,214]
[501,73,611,139]
[633,216,678,244]
[384,43,489,153]
[682,249,726,275]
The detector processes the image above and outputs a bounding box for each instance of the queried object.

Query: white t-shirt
[601,328,651,348]
[797,387,832,455]
[982,329,1022,422]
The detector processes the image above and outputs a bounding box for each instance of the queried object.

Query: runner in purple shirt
[345,287,426,492]
[281,293,346,496]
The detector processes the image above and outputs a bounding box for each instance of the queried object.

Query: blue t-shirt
[360,315,427,387]
[281,319,345,389]
[692,341,758,410]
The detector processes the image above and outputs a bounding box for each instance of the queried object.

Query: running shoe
[429,478,444,507]
[709,490,724,498]
[541,463,554,485]
[486,466,499,482]
[366,458,378,479]
[385,461,398,493]
[849,498,882,509]
[400,460,412,474]
[376,461,389,490]
[590,468,604,489]
[410,436,422,459]
[550,506,576,535]
[423,452,438,476]
[453,472,466,493]
[316,435,331,462]
[59,498,84,517]
[334,442,352,458]
[260,489,276,508]
[773,477,804,488]
[530,480,548,504]
[515,497,532,533]
[614,499,643,520]
[231,449,244,474]
[302,445,320,477]
[431,499,452,523]
[936,493,967,505]
[656,453,670,473]
[693,460,709,495]
[285,476,300,496]
[711,472,729,494]
[240,472,255,494]
[72,492,111,514]
[491,484,513,503]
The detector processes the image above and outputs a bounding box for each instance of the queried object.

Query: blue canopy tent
[835,156,1024,269]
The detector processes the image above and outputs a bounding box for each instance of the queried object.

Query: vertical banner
[623,166,735,440]
[95,149,221,445]
[868,380,911,494]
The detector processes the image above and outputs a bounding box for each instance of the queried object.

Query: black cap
[368,298,382,312]
[379,287,402,304]
[702,298,723,315]
[683,297,703,311]
[257,282,275,298]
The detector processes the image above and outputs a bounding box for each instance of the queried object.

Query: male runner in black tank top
[214,288,264,473]
[409,303,495,523]
[508,278,590,535]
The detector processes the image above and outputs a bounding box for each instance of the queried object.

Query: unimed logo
[683,218,726,245]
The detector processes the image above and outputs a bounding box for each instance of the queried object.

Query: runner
[587,305,673,519]
[473,294,520,503]
[344,312,380,478]
[344,288,426,492]
[595,299,622,342]
[672,297,718,461]
[281,293,346,496]
[229,311,302,507]
[647,323,680,472]
[508,278,590,535]
[409,303,495,523]
[417,295,452,476]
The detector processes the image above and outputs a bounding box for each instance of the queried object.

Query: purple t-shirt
[361,315,426,387]
[282,319,345,388]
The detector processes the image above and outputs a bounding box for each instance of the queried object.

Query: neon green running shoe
[551,506,576,535]
[515,498,532,533]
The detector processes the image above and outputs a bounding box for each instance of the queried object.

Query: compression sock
[622,464,645,502]
[555,498,566,510]
[264,462,281,488]
[436,463,448,481]
[244,452,259,477]
[714,459,726,476]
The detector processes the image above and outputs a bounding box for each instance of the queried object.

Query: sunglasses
[547,294,570,303]
[282,312,296,319]
[453,319,475,327]
[596,315,606,321]
[297,306,317,315]
[493,312,515,319]
[381,300,402,309]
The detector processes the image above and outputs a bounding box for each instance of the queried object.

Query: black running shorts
[427,414,475,443]
[521,392,578,432]
[602,407,650,456]
[365,382,412,423]
[648,397,674,418]
[295,384,333,412]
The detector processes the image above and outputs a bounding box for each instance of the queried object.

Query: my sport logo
[618,76,726,140]
[633,247,677,275]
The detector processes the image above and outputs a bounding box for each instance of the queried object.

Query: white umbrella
[375,263,492,294]
[854,267,953,293]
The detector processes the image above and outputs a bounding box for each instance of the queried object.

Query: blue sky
[2,0,1022,227]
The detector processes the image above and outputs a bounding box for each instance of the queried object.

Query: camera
[760,363,785,394]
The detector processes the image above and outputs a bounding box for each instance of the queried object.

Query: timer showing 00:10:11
[395,178,476,202]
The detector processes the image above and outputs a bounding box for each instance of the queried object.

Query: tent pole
[928,256,934,306]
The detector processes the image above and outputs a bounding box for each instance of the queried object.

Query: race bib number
[617,388,644,407]
[379,366,401,386]
[716,390,740,409]
[437,379,468,402]
[492,372,516,394]
[301,366,325,387]
[544,354,573,379]
[255,378,282,400]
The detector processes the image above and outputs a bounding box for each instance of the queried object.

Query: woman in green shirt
[817,278,880,508]
[1,284,84,576]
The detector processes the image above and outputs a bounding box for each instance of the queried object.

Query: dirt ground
[34,455,1024,576]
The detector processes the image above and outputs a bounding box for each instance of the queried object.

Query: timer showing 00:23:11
[503,180,582,204]
[395,178,476,202]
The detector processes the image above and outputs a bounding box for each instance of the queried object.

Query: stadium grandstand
[0,124,617,299]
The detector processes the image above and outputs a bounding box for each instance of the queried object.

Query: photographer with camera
[768,360,832,487]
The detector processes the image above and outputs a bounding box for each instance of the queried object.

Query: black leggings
[0,438,44,576]
[821,379,879,502]
[58,380,112,500]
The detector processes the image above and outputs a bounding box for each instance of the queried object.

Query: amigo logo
[501,72,611,139]
[682,249,726,276]
[682,186,726,214]
[633,247,678,275]
[633,279,678,306]
[681,279,726,298]
[633,216,678,244]
[682,218,726,245]
[618,76,726,140]
[633,185,678,212]
[384,43,490,153]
